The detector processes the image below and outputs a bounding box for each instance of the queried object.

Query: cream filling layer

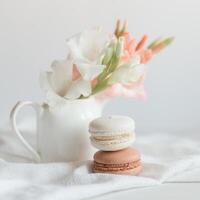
[91,133,134,141]
[93,160,141,171]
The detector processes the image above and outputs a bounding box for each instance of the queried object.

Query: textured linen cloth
[0,119,200,200]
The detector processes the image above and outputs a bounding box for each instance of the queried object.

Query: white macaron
[89,115,135,151]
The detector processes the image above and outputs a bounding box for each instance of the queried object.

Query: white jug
[10,97,103,163]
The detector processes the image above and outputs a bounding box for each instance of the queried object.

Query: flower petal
[108,62,146,85]
[130,55,141,65]
[50,59,73,96]
[39,72,67,107]
[39,58,73,101]
[67,28,110,64]
[79,29,109,61]
[129,64,146,82]
[99,76,146,100]
[64,79,91,99]
[75,61,106,80]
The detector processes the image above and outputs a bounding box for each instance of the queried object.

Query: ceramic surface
[10,98,103,163]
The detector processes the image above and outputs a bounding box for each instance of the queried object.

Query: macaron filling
[90,135,134,145]
[90,133,135,151]
[91,133,134,141]
[93,160,141,172]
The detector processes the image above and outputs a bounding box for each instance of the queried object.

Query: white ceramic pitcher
[10,97,103,163]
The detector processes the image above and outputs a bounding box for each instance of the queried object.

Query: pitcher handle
[10,101,41,163]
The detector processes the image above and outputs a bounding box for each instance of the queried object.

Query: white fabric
[0,119,200,200]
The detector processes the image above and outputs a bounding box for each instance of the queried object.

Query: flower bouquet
[9,20,174,162]
[40,20,173,104]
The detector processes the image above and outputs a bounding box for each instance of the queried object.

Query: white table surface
[93,183,200,200]
[92,168,200,200]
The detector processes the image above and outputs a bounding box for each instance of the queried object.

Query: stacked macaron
[89,115,142,175]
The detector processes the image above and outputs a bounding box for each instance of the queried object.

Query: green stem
[92,54,120,96]
[92,80,108,95]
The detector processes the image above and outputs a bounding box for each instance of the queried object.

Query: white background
[0,0,200,133]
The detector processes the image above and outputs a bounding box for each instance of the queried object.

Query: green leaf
[147,38,162,49]
[161,37,174,47]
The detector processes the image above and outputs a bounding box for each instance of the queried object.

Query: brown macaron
[92,147,142,175]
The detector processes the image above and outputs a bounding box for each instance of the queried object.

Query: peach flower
[120,32,135,64]
[139,49,152,64]
[120,32,152,65]
[98,76,146,100]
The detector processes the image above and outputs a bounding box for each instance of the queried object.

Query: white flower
[65,79,91,99]
[40,29,114,102]
[40,59,73,97]
[40,59,96,102]
[67,28,109,79]
[108,56,147,85]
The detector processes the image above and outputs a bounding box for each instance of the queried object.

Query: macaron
[92,147,142,175]
[89,115,135,151]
